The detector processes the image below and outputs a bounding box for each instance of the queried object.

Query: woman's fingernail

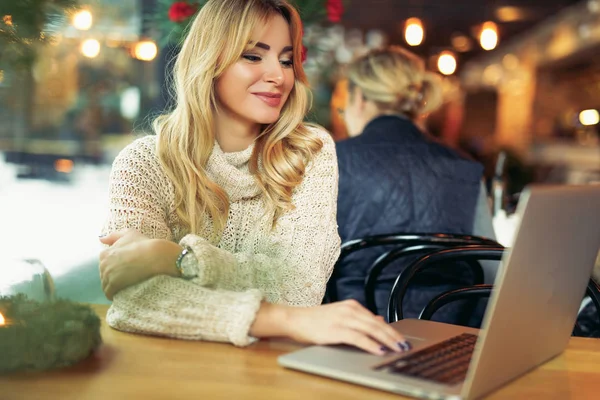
[380,346,390,353]
[398,341,412,351]
[98,234,106,238]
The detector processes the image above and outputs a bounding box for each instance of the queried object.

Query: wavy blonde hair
[153,0,322,236]
[347,46,443,120]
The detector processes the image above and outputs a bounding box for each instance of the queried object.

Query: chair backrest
[386,245,506,322]
[391,246,600,338]
[577,280,600,337]
[364,242,488,314]
[325,233,499,304]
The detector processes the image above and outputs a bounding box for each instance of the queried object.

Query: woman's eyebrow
[254,42,270,50]
[251,42,293,53]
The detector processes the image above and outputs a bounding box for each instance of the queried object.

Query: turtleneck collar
[206,140,262,202]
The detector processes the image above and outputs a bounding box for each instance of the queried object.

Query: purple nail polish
[398,341,412,351]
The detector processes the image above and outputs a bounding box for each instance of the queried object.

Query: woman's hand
[251,300,410,355]
[99,229,182,300]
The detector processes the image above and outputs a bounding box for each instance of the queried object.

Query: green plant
[0,294,102,373]
[0,0,80,67]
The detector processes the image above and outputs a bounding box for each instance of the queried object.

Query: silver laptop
[279,184,600,400]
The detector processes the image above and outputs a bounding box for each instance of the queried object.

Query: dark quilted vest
[334,115,483,323]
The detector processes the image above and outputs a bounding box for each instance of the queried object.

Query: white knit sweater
[102,128,341,346]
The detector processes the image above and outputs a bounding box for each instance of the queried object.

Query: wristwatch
[175,246,198,279]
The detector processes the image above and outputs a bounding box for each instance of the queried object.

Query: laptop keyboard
[375,333,478,385]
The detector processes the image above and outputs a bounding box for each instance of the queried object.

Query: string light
[437,51,457,75]
[495,6,527,23]
[451,33,472,52]
[404,18,424,47]
[133,40,158,61]
[480,21,499,51]
[579,109,599,126]
[72,10,93,31]
[81,39,100,58]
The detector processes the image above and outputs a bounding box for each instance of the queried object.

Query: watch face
[180,249,198,278]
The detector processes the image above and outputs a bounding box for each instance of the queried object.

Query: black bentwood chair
[386,245,600,338]
[324,233,500,314]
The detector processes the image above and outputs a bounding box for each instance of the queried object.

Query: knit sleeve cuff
[225,289,263,346]
[179,233,240,287]
[107,275,264,347]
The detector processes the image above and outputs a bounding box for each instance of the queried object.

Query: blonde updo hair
[153,0,322,236]
[346,46,443,120]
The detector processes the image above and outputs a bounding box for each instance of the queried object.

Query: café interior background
[1,0,599,302]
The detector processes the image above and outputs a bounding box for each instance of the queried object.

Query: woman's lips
[253,92,282,107]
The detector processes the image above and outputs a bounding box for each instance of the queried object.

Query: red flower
[326,0,344,23]
[168,1,198,23]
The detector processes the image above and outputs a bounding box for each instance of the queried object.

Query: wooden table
[2,305,600,399]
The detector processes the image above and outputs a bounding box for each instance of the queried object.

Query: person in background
[329,78,350,141]
[98,0,409,356]
[334,46,496,321]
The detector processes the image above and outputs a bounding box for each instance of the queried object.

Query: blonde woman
[335,46,495,320]
[98,0,409,355]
